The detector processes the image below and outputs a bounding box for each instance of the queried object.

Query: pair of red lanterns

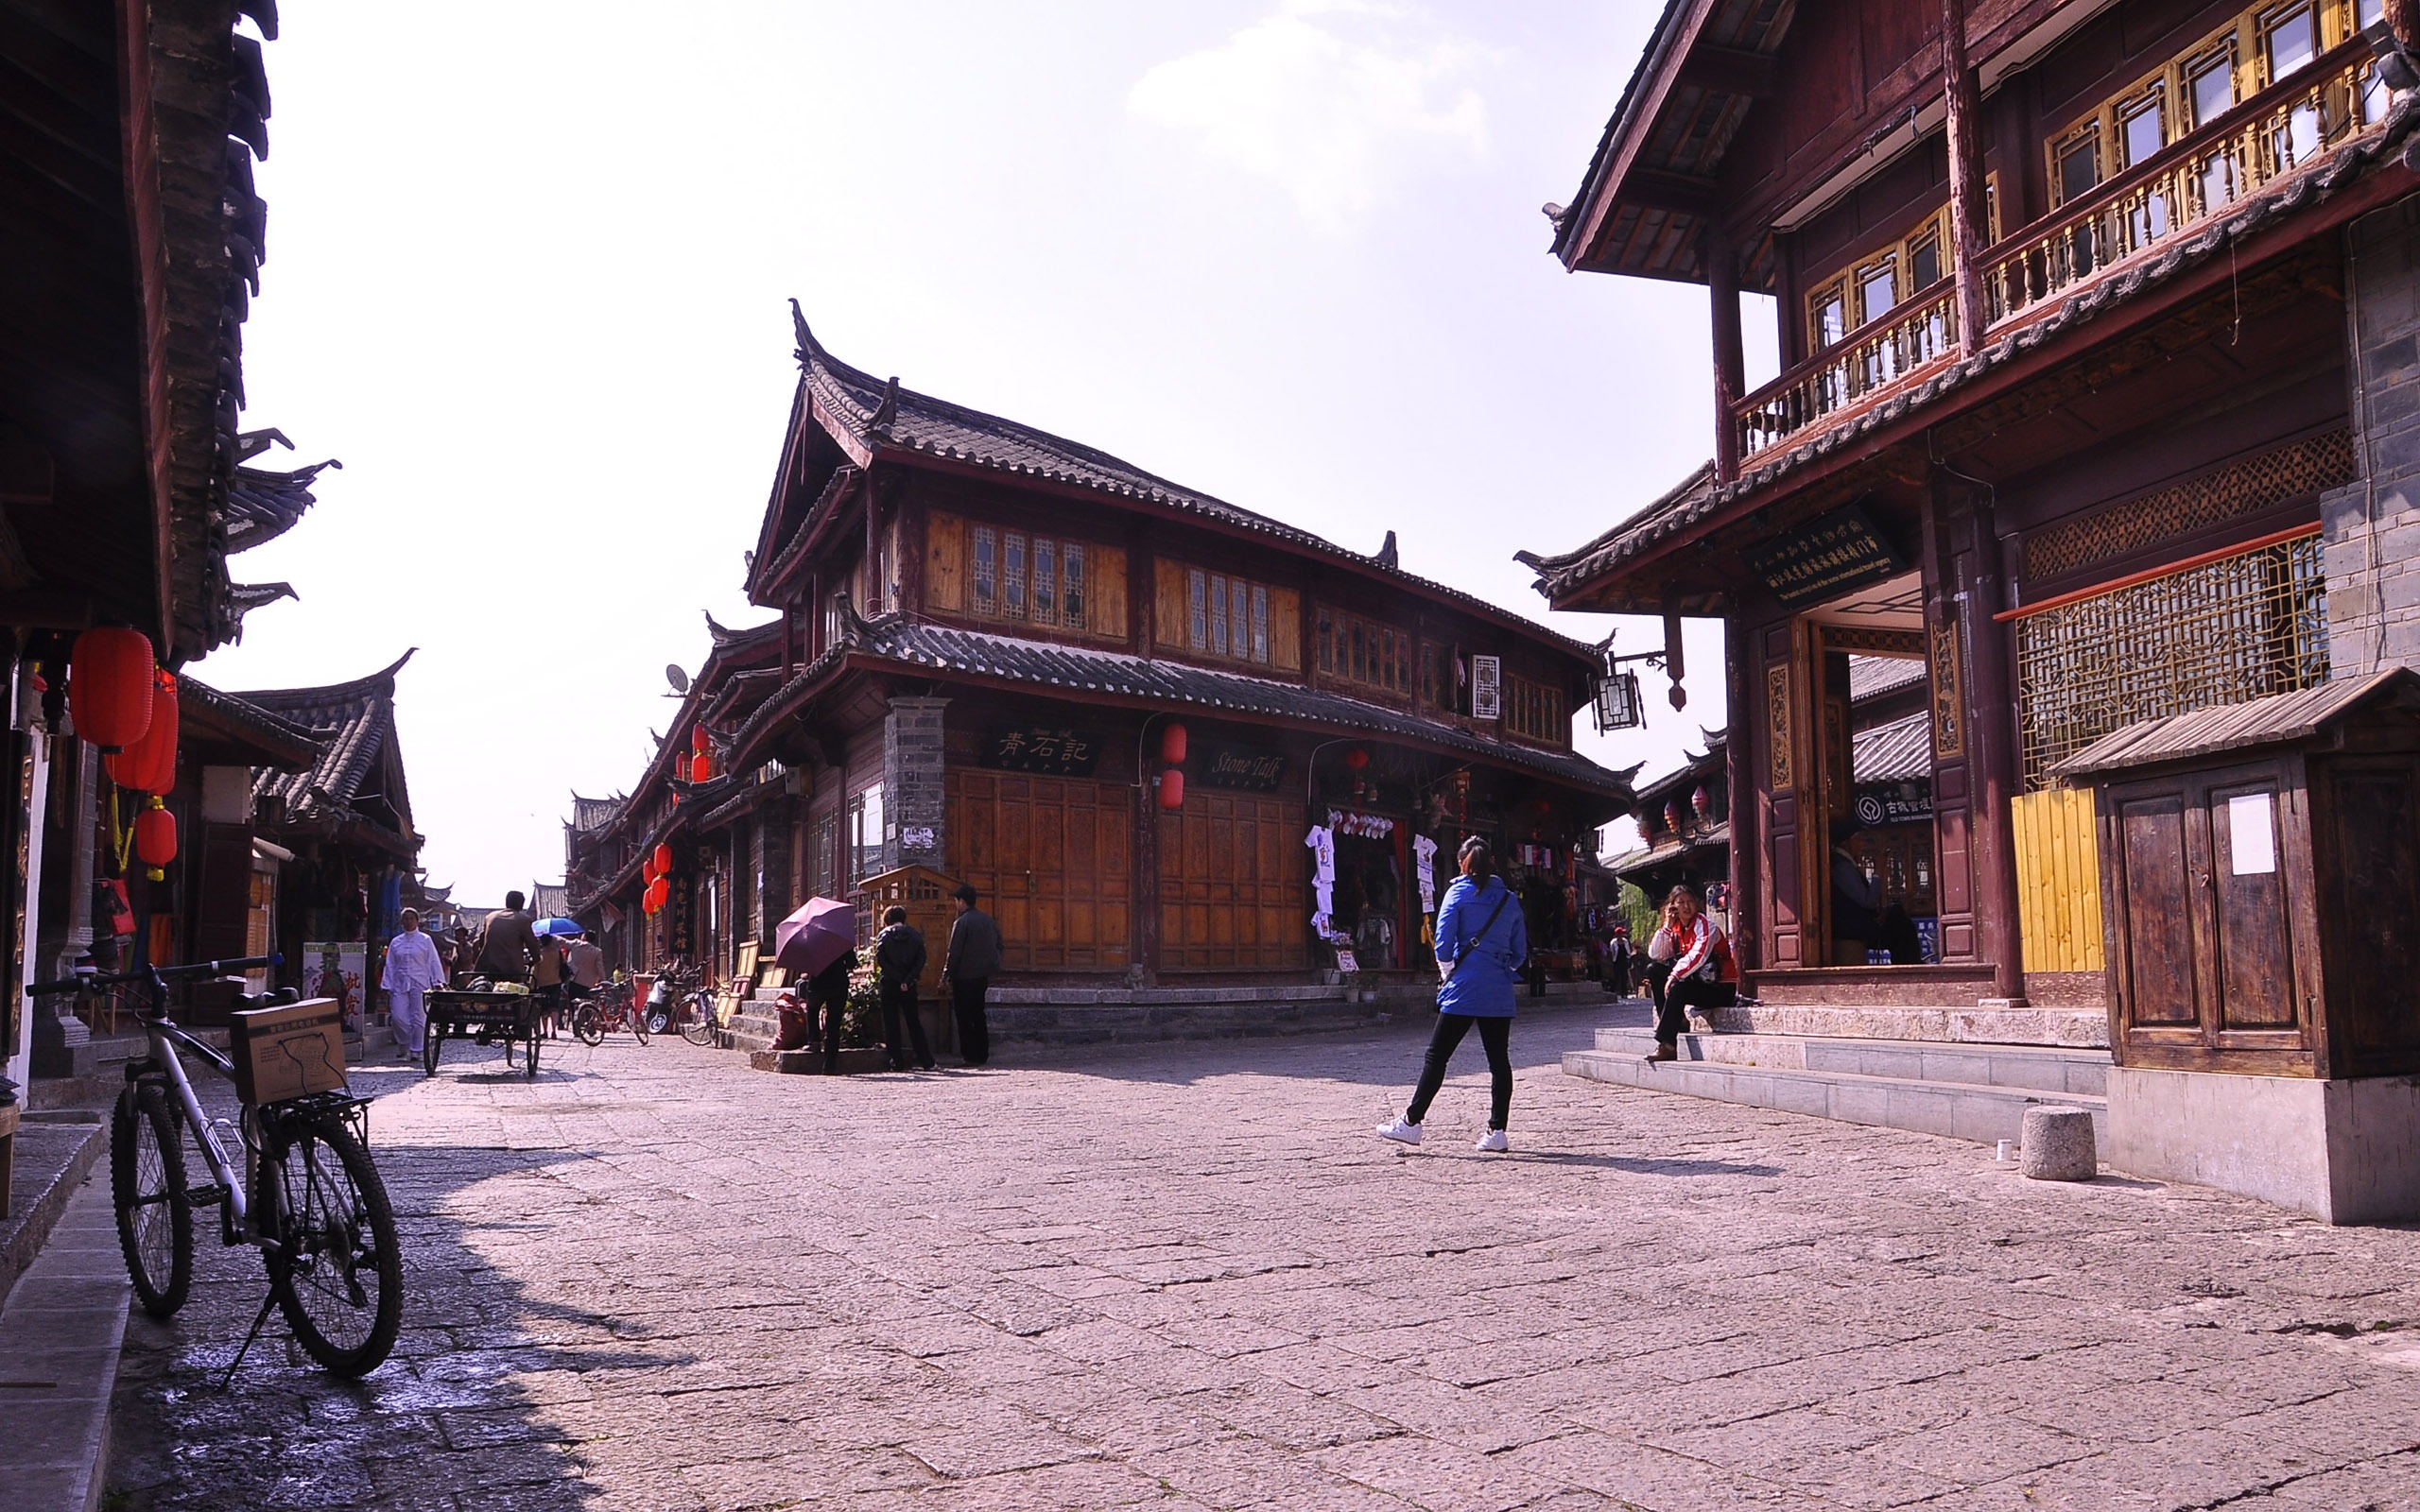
[70,627,181,870]
[684,727,716,784]
[640,841,676,915]
[1156,723,1187,810]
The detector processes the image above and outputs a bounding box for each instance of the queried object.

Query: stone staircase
[1564,1013,2110,1148]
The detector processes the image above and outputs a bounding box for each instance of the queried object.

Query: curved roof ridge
[232,647,416,708]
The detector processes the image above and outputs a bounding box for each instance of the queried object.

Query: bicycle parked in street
[569,977,648,1047]
[645,961,719,1045]
[28,955,404,1378]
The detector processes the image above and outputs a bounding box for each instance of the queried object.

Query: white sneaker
[1375,1117,1423,1145]
[1474,1128,1509,1154]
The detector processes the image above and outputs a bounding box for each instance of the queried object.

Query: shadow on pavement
[106,1064,689,1511]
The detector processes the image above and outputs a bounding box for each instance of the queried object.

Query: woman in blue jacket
[1377,836,1529,1153]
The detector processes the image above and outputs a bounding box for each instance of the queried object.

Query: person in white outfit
[382,909,446,1058]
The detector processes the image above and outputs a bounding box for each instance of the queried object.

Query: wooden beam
[1708,220,1745,485]
[1623,169,1720,218]
[1677,45,1778,98]
[1942,0,1991,355]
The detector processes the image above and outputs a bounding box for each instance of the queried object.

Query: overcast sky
[195,0,1774,903]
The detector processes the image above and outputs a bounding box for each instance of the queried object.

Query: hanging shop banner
[1200,741,1288,792]
[979,725,1106,777]
[1745,504,1909,609]
[1852,784,1934,829]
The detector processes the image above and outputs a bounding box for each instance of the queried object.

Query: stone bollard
[2019,1106,2098,1181]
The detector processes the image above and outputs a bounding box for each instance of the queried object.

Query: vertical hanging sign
[1471,656,1502,720]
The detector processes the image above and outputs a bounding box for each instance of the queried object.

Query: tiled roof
[226,442,340,555]
[1522,98,2420,603]
[1850,655,1927,703]
[789,306,1604,662]
[2053,668,2420,781]
[233,650,414,830]
[568,795,621,833]
[738,614,1637,802]
[1852,710,1932,785]
[178,678,320,768]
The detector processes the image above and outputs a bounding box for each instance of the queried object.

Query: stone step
[1694,1000,2108,1048]
[1564,1039,2107,1150]
[1592,1027,2108,1097]
[749,1047,892,1075]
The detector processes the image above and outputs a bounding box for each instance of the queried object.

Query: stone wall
[2327,200,2420,677]
[884,696,948,874]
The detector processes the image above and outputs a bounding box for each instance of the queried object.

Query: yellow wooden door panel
[2014,787,2104,972]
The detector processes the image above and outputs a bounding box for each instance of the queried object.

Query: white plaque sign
[2228,793,2276,876]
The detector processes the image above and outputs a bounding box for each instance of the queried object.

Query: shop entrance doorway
[1796,572,1940,967]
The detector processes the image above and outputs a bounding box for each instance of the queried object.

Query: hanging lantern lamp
[1343,747,1370,770]
[1159,723,1187,765]
[105,672,179,795]
[691,750,715,782]
[651,842,673,878]
[1664,800,1683,833]
[1158,768,1185,810]
[691,727,710,754]
[1692,784,1713,817]
[69,627,156,751]
[134,797,178,871]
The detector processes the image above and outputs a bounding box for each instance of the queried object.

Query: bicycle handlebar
[26,953,282,996]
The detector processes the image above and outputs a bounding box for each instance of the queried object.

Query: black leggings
[1647,963,1737,1043]
[1405,1013,1512,1131]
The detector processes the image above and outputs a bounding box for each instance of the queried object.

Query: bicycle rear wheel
[679,993,716,1045]
[111,1083,192,1318]
[263,1111,402,1377]
[571,1004,603,1046]
[629,1002,648,1046]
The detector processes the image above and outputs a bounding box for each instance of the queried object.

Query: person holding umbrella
[774,897,861,1074]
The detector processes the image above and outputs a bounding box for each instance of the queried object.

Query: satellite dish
[666,664,690,694]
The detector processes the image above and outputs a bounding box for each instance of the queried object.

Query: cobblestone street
[105,1008,2420,1511]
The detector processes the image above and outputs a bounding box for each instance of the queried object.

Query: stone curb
[0,1174,129,1512]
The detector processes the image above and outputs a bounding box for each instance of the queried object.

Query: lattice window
[2022,429,2352,583]
[2015,532,2328,788]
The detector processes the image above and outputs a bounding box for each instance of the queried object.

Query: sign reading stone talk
[979,726,1105,777]
[1199,742,1287,792]
[1746,505,1909,609]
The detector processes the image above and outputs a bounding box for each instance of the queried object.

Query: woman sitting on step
[1643,884,1737,1063]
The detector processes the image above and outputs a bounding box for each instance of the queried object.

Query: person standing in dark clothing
[873,906,935,1071]
[806,946,857,1074]
[476,891,538,984]
[942,884,1002,1066]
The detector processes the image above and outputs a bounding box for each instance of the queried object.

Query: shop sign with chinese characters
[979,726,1105,777]
[1744,504,1908,609]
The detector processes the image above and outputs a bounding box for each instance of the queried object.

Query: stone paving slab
[101,1015,2420,1511]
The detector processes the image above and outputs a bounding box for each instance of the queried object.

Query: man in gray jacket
[942,884,1003,1066]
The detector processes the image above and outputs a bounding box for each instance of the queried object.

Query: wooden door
[1758,622,1806,968]
[1158,790,1308,972]
[948,771,1131,972]
[2315,759,2420,1074]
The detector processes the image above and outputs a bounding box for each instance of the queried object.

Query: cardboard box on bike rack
[230,997,348,1104]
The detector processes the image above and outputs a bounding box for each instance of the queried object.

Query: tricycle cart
[423,988,544,1079]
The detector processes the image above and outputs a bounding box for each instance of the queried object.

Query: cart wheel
[525,1028,540,1079]
[423,1023,441,1077]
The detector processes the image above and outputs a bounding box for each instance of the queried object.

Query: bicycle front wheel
[264,1112,402,1377]
[112,1083,192,1318]
[679,994,716,1046]
[629,1005,648,1046]
[571,1005,603,1046]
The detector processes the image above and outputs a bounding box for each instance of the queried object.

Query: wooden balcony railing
[1735,39,2390,464]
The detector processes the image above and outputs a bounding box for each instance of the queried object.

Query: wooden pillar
[1959,488,2027,1001]
[1708,222,1745,484]
[1942,0,1991,352]
[1723,610,1761,971]
[1132,723,1159,987]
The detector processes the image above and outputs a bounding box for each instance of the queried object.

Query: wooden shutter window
[1091,545,1128,640]
[926,512,965,612]
[1268,588,1301,672]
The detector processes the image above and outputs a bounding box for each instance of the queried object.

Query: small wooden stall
[2056,669,2420,1080]
[856,865,959,1049]
[2055,670,2420,1223]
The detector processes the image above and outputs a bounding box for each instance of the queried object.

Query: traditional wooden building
[1526,0,2420,1215]
[569,312,1635,993]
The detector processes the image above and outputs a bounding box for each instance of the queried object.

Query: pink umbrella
[774,897,858,977]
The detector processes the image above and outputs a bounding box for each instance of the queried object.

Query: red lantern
[691,751,715,782]
[1158,768,1185,810]
[1343,747,1370,771]
[650,842,673,878]
[134,798,178,868]
[1692,784,1713,816]
[70,627,156,751]
[1159,723,1187,765]
[105,672,179,795]
[645,876,669,914]
[691,727,710,754]
[1664,800,1683,833]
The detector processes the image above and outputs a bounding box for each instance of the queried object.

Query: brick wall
[884,696,949,874]
[2328,200,2420,677]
